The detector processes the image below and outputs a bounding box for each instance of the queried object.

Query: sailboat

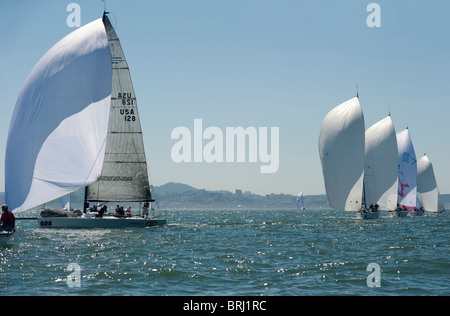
[319,97,398,219]
[394,128,417,217]
[296,192,305,210]
[364,115,399,217]
[319,97,366,218]
[5,12,166,228]
[417,154,445,214]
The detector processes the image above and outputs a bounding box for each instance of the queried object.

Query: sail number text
[117,92,136,122]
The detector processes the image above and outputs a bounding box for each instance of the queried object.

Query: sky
[0,0,449,196]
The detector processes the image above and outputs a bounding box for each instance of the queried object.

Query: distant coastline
[1,182,449,211]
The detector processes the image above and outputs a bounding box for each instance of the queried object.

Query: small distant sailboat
[394,128,417,217]
[417,154,445,214]
[5,12,166,228]
[296,192,305,210]
[319,96,398,219]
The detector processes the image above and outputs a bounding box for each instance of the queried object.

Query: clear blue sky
[0,0,449,195]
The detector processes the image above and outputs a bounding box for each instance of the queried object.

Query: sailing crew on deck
[114,205,125,217]
[96,205,107,218]
[142,201,149,218]
[0,204,15,232]
[125,206,132,217]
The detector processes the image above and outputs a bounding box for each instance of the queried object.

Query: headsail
[396,129,417,210]
[417,154,444,212]
[5,19,112,213]
[319,97,365,212]
[85,14,151,202]
[364,116,398,210]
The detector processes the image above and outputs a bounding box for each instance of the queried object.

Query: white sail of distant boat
[396,128,417,210]
[296,192,305,210]
[319,97,365,213]
[364,115,398,211]
[5,12,165,228]
[417,154,444,213]
[60,195,70,211]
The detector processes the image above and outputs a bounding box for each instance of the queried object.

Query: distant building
[235,189,242,199]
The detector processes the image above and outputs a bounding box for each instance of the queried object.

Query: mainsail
[417,154,443,212]
[396,128,417,210]
[85,14,151,203]
[364,116,398,210]
[319,97,365,212]
[5,19,112,213]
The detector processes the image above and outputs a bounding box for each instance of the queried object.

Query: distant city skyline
[0,1,449,196]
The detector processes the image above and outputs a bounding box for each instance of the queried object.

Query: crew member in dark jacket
[0,204,15,232]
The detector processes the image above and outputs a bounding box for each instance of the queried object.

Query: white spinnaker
[417,154,443,212]
[364,116,398,210]
[396,129,417,210]
[5,19,112,213]
[319,97,365,212]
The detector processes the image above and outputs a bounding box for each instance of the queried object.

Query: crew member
[0,204,15,232]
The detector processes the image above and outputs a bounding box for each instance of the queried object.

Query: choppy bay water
[1,209,448,296]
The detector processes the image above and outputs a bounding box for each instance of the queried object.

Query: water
[1,209,449,296]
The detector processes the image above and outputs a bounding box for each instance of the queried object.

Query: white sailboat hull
[0,231,14,247]
[37,216,166,228]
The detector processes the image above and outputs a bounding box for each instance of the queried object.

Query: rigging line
[83,135,108,187]
[102,1,117,30]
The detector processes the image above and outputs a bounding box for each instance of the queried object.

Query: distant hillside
[151,184,329,210]
[1,187,449,211]
[153,182,198,194]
